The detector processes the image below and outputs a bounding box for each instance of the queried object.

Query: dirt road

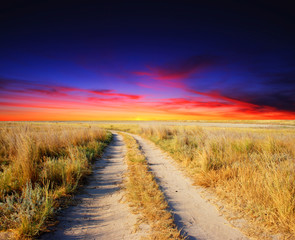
[41,132,248,240]
[41,133,144,240]
[129,133,248,240]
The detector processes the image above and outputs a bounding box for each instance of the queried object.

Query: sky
[0,0,295,120]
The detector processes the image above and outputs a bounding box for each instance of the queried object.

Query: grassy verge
[121,133,183,240]
[0,123,112,239]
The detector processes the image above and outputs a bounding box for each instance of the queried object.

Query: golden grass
[0,122,111,238]
[100,123,295,239]
[140,126,295,239]
[121,133,183,240]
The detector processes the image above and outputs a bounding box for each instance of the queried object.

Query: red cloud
[156,98,231,109]
[147,93,295,120]
[0,101,74,109]
[135,55,216,80]
[0,78,142,100]
[187,89,257,108]
[1,77,295,120]
[89,89,141,99]
[134,70,189,81]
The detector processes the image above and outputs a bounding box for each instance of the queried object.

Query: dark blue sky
[1,0,294,120]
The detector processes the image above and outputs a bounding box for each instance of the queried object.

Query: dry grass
[0,122,111,238]
[121,133,183,240]
[100,123,295,239]
[139,126,295,239]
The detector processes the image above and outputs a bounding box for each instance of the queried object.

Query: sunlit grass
[102,123,295,238]
[2,120,294,238]
[121,133,183,239]
[0,123,111,238]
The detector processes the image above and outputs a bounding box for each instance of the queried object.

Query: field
[101,122,295,238]
[0,121,294,239]
[0,122,111,238]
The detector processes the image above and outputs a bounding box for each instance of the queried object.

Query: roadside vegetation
[0,122,111,239]
[103,123,295,239]
[121,133,183,239]
[2,121,294,239]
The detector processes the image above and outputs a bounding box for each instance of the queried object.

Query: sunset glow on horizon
[1,77,294,121]
[1,1,294,121]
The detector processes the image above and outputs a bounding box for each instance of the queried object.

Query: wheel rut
[41,133,143,240]
[129,133,249,240]
[41,132,249,240]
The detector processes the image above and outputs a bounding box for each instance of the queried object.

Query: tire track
[129,133,249,240]
[41,133,145,240]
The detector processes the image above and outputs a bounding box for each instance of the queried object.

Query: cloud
[0,101,74,109]
[155,55,217,79]
[89,89,141,99]
[133,54,295,114]
[0,77,142,100]
[224,89,295,112]
[184,67,295,113]
[186,87,295,119]
[187,89,257,107]
[213,71,295,112]
[133,55,218,89]
[155,97,231,109]
[1,75,294,120]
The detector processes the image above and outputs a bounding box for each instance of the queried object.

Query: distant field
[1,120,294,239]
[81,119,295,127]
[3,119,295,128]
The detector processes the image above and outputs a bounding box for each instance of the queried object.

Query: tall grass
[0,123,111,238]
[121,133,183,239]
[139,126,295,238]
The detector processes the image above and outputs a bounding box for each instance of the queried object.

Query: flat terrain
[42,132,248,240]
[92,120,295,128]
[42,134,144,240]
[129,133,248,240]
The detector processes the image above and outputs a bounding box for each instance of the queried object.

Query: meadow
[0,122,111,238]
[102,122,295,238]
[1,121,294,239]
